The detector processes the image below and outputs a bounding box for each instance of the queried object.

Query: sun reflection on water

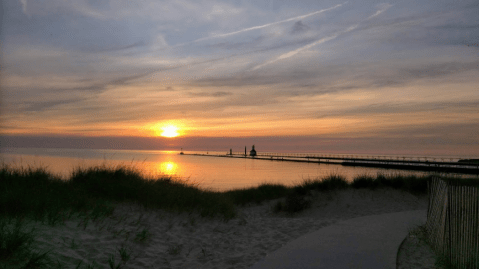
[159,161,178,176]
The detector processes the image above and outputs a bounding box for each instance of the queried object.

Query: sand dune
[31,188,429,268]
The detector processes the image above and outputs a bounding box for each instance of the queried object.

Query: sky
[1,0,478,156]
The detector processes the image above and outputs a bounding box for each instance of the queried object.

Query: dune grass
[0,164,236,222]
[351,173,431,194]
[69,165,235,219]
[294,174,349,194]
[1,164,473,220]
[224,174,350,213]
[0,165,115,224]
[0,218,52,269]
[224,184,290,205]
[2,164,476,219]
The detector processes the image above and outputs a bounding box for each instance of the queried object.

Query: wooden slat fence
[426,178,479,268]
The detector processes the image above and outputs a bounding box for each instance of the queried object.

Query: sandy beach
[25,188,434,268]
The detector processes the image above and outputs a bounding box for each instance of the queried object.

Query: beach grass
[1,164,473,221]
[351,173,431,194]
[0,164,236,222]
[0,165,115,223]
[224,184,290,205]
[69,165,235,219]
[2,164,477,218]
[224,174,350,213]
[295,174,349,193]
[0,217,52,268]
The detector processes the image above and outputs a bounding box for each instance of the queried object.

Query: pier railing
[228,152,478,168]
[186,152,478,173]
[426,178,479,268]
[230,152,462,162]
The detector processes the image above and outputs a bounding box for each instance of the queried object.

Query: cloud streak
[252,3,394,70]
[252,24,358,70]
[182,2,347,46]
[367,3,393,19]
[19,0,28,15]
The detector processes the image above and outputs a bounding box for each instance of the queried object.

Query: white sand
[30,188,429,268]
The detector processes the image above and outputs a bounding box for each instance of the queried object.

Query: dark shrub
[225,184,290,205]
[274,193,311,214]
[352,175,377,189]
[298,174,348,192]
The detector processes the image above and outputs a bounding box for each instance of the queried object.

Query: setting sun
[144,121,189,138]
[160,125,179,138]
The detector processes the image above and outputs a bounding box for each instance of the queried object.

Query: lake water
[0,147,456,191]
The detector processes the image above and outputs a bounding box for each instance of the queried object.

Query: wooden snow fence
[426,178,479,268]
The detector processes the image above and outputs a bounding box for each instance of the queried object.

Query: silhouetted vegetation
[69,166,235,219]
[294,174,349,194]
[0,218,51,268]
[228,175,349,214]
[351,173,432,194]
[3,165,477,219]
[273,192,312,214]
[0,165,236,222]
[224,184,290,205]
[3,165,476,221]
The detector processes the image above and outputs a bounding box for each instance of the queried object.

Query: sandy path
[30,188,428,268]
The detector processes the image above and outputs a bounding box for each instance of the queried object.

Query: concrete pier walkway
[182,153,479,174]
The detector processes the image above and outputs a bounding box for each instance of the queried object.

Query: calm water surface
[0,147,441,191]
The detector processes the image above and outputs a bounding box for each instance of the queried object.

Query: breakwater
[181,152,479,175]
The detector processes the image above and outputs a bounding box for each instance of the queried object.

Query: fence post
[448,183,452,264]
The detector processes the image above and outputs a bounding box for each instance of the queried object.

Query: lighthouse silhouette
[249,145,257,157]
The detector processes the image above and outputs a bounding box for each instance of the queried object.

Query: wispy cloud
[252,4,393,70]
[367,3,393,20]
[16,0,107,19]
[188,91,233,97]
[252,24,358,70]
[194,2,346,42]
[83,41,146,53]
[19,0,28,16]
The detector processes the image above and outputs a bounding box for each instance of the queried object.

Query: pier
[181,152,479,175]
